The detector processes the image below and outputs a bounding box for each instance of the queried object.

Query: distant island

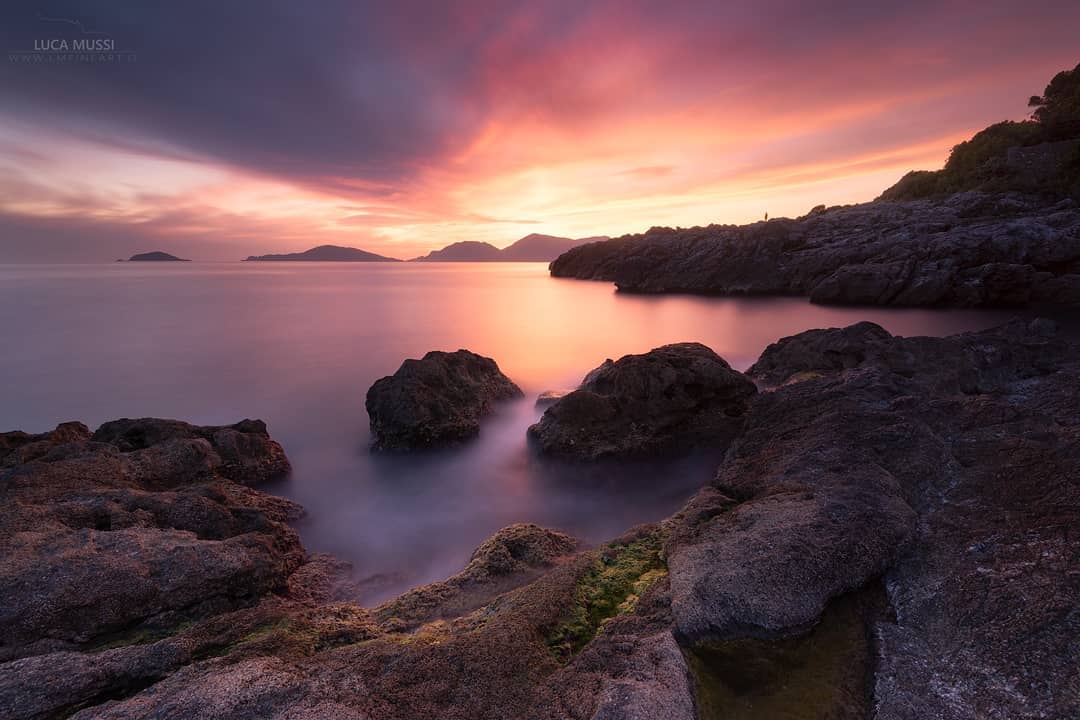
[245,245,401,262]
[243,235,610,264]
[501,233,609,261]
[412,240,503,262]
[126,251,190,262]
[412,233,608,262]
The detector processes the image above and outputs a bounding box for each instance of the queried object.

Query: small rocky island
[2,319,1076,719]
[125,251,190,262]
[412,240,505,262]
[245,245,400,262]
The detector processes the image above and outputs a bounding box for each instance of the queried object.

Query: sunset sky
[1,1,1078,262]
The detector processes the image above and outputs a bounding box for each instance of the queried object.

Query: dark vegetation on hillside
[881,62,1080,201]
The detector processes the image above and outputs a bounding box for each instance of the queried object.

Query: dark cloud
[5,0,1073,195]
[1,1,497,188]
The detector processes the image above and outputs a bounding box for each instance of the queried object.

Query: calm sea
[0,262,1024,602]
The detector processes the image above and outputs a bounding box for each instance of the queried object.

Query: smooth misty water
[0,262,1024,603]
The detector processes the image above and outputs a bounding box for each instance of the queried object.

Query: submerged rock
[528,343,757,460]
[365,349,523,451]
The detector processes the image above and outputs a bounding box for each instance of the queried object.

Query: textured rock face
[91,417,291,485]
[366,349,523,450]
[667,320,1078,719]
[0,418,324,720]
[528,343,757,460]
[550,191,1080,307]
[745,320,894,385]
[0,419,301,661]
[374,524,579,630]
[0,420,92,467]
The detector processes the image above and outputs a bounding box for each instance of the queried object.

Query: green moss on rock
[547,528,667,661]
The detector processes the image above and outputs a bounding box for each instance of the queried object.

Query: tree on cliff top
[1028,62,1080,141]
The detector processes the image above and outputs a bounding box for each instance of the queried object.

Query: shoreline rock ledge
[528,342,757,460]
[366,349,523,451]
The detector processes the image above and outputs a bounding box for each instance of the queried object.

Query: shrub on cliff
[880,62,1079,201]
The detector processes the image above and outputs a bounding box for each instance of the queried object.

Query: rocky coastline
[2,319,1076,719]
[549,191,1080,307]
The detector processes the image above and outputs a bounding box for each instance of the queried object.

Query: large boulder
[666,368,920,645]
[748,317,1066,393]
[365,349,522,451]
[528,343,757,460]
[746,321,896,386]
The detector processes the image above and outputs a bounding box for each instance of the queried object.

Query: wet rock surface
[365,349,523,451]
[528,343,757,460]
[550,191,1080,307]
[2,320,1077,719]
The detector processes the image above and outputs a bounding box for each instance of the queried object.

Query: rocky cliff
[550,191,1080,307]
